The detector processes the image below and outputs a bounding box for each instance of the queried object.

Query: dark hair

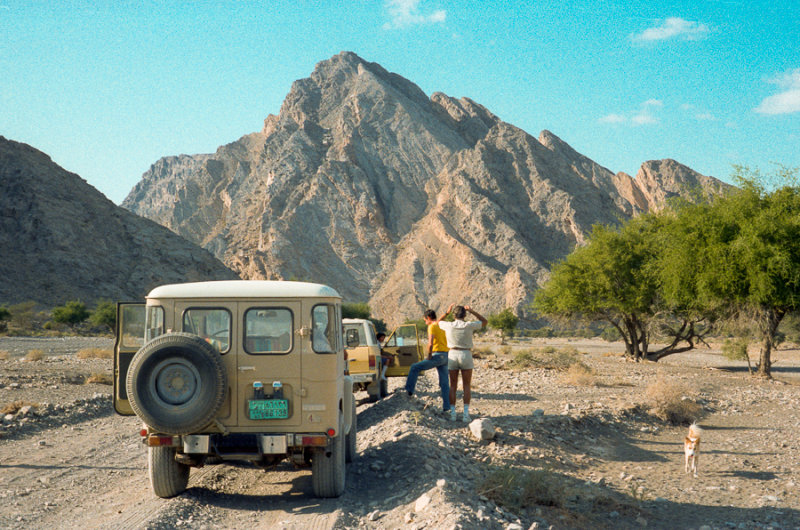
[424,309,436,320]
[454,305,467,319]
[377,332,386,339]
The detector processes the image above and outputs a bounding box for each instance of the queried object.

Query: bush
[52,301,90,328]
[90,300,117,332]
[562,362,596,386]
[722,338,749,361]
[76,348,112,359]
[600,326,621,342]
[528,326,555,338]
[24,349,44,362]
[9,301,36,332]
[0,400,39,415]
[0,350,9,361]
[645,379,702,424]
[86,373,112,385]
[478,466,563,511]
[509,348,579,371]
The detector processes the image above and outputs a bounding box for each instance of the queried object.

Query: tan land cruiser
[114,280,356,499]
[344,319,424,401]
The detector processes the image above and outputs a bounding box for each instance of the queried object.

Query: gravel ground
[1,336,799,529]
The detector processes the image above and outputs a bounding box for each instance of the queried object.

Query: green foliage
[52,301,90,327]
[600,326,621,342]
[488,308,519,344]
[9,301,36,332]
[369,318,387,334]
[90,300,116,332]
[0,306,10,321]
[722,338,749,362]
[403,318,427,334]
[342,302,371,320]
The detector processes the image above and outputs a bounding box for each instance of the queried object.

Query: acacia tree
[683,167,800,377]
[534,213,713,361]
[488,308,519,345]
[533,218,659,360]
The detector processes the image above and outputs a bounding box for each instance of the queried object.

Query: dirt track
[1,336,799,529]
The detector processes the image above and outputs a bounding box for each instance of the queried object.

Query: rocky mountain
[122,51,729,325]
[0,137,238,307]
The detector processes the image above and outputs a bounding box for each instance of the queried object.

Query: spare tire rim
[149,357,201,406]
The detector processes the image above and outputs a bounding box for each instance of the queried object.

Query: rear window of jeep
[244,308,293,354]
[182,308,231,353]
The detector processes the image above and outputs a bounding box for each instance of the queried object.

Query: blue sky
[1,1,798,204]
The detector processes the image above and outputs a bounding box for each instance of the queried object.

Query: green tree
[342,302,371,320]
[534,213,711,361]
[488,308,519,345]
[0,306,10,333]
[686,166,800,377]
[52,301,90,328]
[90,300,117,332]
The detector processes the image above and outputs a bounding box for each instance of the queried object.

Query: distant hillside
[0,137,238,307]
[122,51,730,325]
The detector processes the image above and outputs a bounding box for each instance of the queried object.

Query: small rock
[404,513,414,524]
[37,440,46,446]
[469,418,496,441]
[414,493,430,512]
[636,516,647,526]
[368,510,380,521]
[436,478,446,488]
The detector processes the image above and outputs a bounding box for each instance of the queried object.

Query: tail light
[368,355,376,368]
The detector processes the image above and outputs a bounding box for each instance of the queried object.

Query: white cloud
[631,17,709,43]
[383,0,446,29]
[695,112,716,121]
[754,68,800,115]
[599,99,662,126]
[599,113,627,124]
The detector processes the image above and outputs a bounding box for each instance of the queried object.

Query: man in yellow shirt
[402,309,451,414]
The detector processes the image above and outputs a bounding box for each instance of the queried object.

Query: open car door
[113,302,146,415]
[383,324,423,377]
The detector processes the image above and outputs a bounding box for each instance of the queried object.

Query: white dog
[684,423,703,477]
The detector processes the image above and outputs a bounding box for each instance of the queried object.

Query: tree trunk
[757,309,785,378]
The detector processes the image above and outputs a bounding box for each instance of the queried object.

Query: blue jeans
[405,352,451,411]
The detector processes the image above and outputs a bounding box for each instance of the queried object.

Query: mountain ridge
[121,51,730,324]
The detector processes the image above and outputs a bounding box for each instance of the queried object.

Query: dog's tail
[688,423,703,439]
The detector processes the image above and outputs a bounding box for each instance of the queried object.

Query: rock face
[122,51,729,325]
[0,137,238,307]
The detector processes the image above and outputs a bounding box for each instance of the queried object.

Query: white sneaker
[449,409,457,422]
[462,411,471,422]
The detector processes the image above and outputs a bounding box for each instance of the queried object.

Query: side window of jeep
[312,304,340,353]
[182,308,231,353]
[244,308,293,354]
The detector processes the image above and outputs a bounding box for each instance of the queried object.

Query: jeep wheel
[345,399,357,463]
[127,333,227,435]
[311,421,346,497]
[149,446,189,498]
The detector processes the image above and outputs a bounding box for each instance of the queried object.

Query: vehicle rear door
[237,302,303,427]
[113,303,146,415]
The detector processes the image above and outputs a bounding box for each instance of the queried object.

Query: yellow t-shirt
[427,323,449,353]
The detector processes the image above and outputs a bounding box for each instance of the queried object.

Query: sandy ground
[0,336,799,529]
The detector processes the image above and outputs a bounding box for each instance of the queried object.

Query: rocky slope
[122,51,729,325]
[0,137,238,307]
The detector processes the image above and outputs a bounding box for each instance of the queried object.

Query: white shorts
[448,349,474,370]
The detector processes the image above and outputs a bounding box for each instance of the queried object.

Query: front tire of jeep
[311,421,346,497]
[345,398,357,463]
[127,333,227,435]
[149,446,189,498]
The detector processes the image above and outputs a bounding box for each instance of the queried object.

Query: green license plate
[248,399,289,419]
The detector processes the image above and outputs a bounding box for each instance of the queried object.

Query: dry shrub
[77,348,112,360]
[562,362,596,386]
[86,373,113,385]
[478,466,563,511]
[0,400,39,415]
[24,349,44,362]
[510,348,579,371]
[0,350,10,361]
[645,378,703,424]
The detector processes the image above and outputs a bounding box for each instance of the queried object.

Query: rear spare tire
[345,398,357,463]
[127,332,227,435]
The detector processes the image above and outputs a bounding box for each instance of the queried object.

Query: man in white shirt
[437,303,487,422]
